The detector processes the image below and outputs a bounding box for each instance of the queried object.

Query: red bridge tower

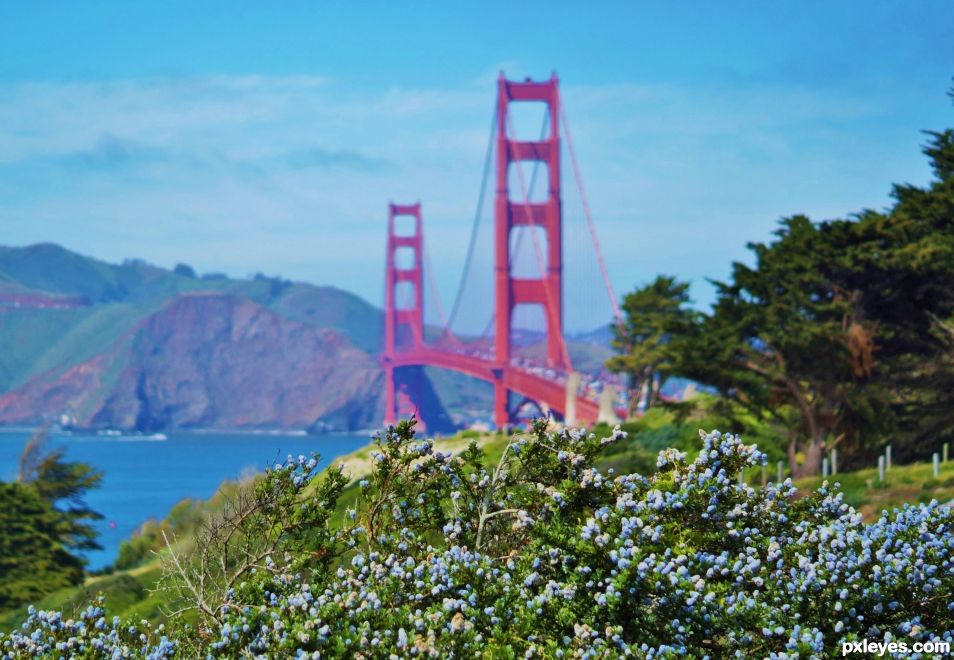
[383,202,424,425]
[493,73,566,427]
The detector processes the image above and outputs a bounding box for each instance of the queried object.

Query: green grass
[0,308,90,391]
[0,244,125,303]
[0,566,167,631]
[265,283,382,354]
[795,459,954,520]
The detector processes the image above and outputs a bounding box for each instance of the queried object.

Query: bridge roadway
[387,347,601,424]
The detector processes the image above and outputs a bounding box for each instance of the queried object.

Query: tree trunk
[786,434,798,478]
[655,375,669,407]
[626,372,643,419]
[644,370,655,410]
[626,393,640,419]
[793,435,825,478]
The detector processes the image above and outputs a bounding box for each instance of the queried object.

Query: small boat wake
[94,430,169,442]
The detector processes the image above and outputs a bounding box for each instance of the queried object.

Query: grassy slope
[0,244,127,302]
[0,308,91,391]
[1,304,144,390]
[267,284,382,354]
[0,567,168,632]
[795,460,954,521]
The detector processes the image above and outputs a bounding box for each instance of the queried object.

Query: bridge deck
[387,348,601,423]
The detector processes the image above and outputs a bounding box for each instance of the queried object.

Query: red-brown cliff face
[0,294,385,431]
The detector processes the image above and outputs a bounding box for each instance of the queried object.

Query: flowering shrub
[0,600,173,658]
[3,419,953,658]
[157,450,346,628]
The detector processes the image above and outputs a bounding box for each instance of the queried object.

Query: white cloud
[0,73,940,332]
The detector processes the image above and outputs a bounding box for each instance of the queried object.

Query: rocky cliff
[0,294,386,431]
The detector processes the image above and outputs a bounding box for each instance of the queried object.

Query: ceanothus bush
[2,419,952,658]
[0,600,173,659]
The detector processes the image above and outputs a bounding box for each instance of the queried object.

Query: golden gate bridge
[382,73,626,430]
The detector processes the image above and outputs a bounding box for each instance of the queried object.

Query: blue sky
[0,1,952,331]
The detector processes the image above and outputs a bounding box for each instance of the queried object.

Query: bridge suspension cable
[422,234,464,349]
[382,74,619,430]
[558,96,625,330]
[445,110,497,333]
[415,94,616,369]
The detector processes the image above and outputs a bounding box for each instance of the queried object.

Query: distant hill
[0,294,385,431]
[0,244,388,431]
[0,244,617,432]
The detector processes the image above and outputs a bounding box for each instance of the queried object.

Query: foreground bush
[2,420,952,658]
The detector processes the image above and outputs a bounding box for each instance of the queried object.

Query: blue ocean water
[0,430,369,569]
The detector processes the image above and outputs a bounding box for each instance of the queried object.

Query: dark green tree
[607,275,699,417]
[825,123,954,462]
[668,216,887,477]
[173,262,197,278]
[18,428,104,551]
[0,482,85,610]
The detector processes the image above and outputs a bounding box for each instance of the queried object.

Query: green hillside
[0,429,508,631]
[0,244,133,303]
[795,460,954,521]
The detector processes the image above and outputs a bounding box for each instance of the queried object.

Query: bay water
[0,429,369,569]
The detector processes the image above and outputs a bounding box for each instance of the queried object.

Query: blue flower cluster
[1,600,174,659]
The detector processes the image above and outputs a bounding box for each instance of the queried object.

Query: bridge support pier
[493,369,508,430]
[384,362,396,426]
[382,202,424,428]
[598,385,621,425]
[564,372,580,427]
